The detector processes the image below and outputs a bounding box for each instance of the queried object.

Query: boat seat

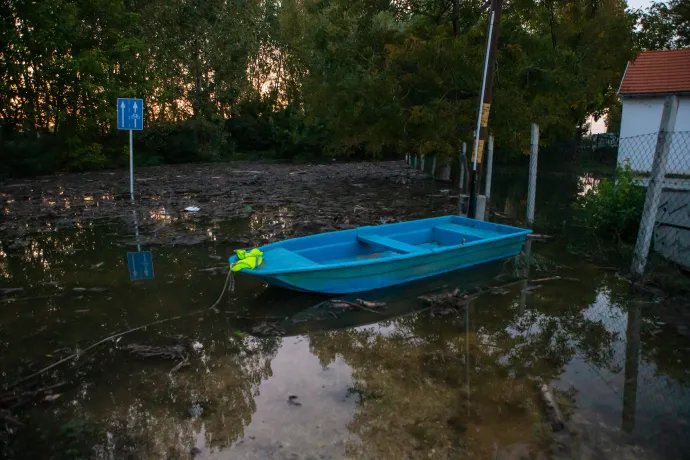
[434,223,501,239]
[357,234,430,254]
[259,248,321,271]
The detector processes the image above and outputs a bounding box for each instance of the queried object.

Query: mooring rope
[6,268,235,391]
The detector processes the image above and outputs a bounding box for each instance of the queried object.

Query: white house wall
[618,96,690,175]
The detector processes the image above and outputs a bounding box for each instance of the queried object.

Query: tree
[637,0,690,50]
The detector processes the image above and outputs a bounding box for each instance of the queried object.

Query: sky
[627,0,656,9]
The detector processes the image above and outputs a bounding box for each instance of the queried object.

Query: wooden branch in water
[527,234,552,240]
[169,356,190,375]
[1,410,24,426]
[530,276,579,283]
[330,299,385,315]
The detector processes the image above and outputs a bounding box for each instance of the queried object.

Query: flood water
[1,164,689,459]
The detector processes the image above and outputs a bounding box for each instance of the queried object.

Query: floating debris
[327,299,387,314]
[251,322,284,337]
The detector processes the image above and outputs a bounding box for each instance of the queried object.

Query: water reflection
[623,302,641,433]
[1,222,689,458]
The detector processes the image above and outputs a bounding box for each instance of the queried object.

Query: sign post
[117,98,152,280]
[117,98,144,202]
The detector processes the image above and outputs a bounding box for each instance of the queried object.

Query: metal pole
[472,11,494,173]
[485,135,494,200]
[526,123,539,227]
[129,129,134,202]
[631,95,679,275]
[132,209,141,252]
[460,142,466,189]
[468,0,502,217]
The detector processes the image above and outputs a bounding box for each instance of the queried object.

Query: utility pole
[468,0,503,218]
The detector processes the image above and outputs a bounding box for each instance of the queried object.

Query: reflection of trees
[88,335,278,458]
[20,331,280,458]
[307,279,621,458]
[97,344,272,456]
[639,308,690,387]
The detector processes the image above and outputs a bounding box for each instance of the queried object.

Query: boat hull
[230,215,530,294]
[261,236,523,293]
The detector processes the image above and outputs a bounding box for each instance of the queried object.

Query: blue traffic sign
[127,251,154,280]
[117,98,144,131]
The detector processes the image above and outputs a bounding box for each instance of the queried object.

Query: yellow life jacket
[231,248,264,272]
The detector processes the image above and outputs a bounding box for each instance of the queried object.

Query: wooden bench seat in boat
[433,223,502,240]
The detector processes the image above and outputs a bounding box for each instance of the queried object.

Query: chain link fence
[616,131,690,273]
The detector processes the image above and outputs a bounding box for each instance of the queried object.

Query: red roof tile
[619,49,690,95]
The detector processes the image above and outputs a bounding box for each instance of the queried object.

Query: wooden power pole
[468,0,503,218]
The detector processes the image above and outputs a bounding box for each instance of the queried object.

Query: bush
[139,118,229,164]
[0,136,60,177]
[63,142,108,171]
[573,160,645,242]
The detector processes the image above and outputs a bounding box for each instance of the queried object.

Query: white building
[617,49,690,269]
[617,49,690,175]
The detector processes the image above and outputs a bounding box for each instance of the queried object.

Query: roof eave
[620,91,690,99]
[617,61,630,97]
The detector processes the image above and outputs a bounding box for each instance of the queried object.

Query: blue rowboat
[229,215,531,294]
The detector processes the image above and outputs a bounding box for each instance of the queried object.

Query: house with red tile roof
[617,49,690,173]
[617,49,690,269]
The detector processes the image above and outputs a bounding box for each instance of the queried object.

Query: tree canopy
[0,0,664,176]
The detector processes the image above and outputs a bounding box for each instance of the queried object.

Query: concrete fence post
[440,163,451,181]
[526,124,539,227]
[631,95,679,276]
[485,135,494,200]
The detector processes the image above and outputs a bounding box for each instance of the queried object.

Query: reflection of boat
[239,261,511,336]
[229,216,530,294]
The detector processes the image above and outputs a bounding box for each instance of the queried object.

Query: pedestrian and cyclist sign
[117,98,144,131]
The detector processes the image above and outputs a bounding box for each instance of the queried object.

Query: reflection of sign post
[117,98,144,202]
[127,251,154,281]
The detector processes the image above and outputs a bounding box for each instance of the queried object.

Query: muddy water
[1,163,689,459]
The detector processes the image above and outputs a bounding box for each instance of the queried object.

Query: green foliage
[573,161,645,242]
[0,136,60,177]
[0,0,653,175]
[140,118,229,164]
[281,0,637,158]
[64,142,108,171]
[636,0,690,50]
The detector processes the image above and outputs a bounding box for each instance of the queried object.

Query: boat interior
[255,216,525,272]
